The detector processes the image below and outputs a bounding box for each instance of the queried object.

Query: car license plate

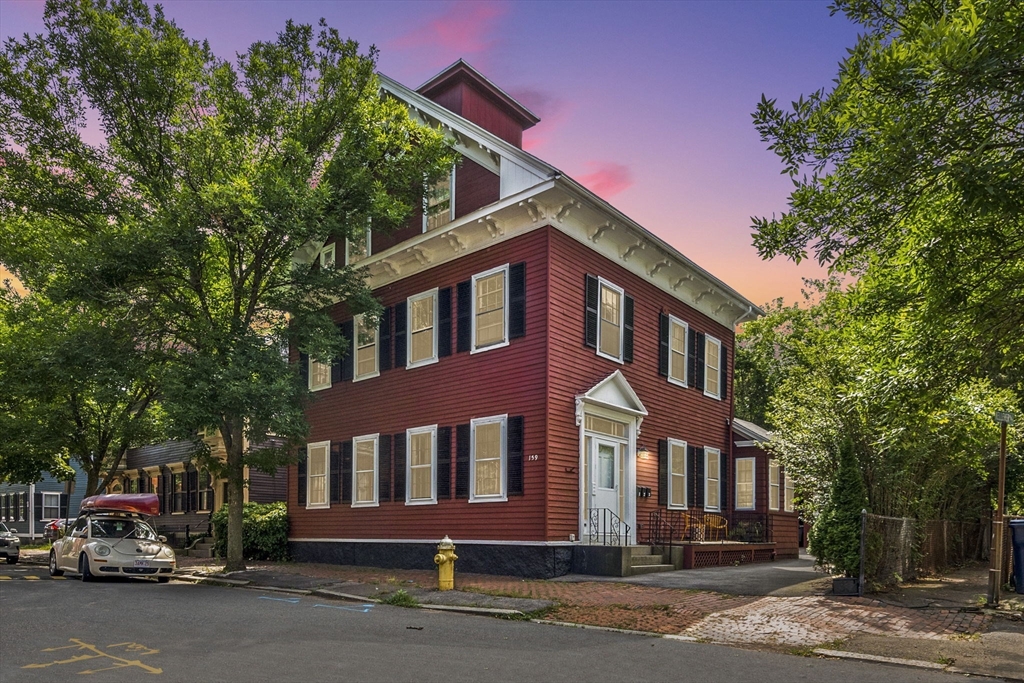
[134,560,151,568]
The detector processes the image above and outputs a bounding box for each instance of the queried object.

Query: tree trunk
[224,418,246,572]
[85,467,101,498]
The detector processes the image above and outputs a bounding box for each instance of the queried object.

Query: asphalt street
[0,564,973,683]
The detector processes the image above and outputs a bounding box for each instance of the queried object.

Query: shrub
[211,501,289,561]
[809,439,867,577]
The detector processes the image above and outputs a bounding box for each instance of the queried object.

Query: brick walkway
[183,560,991,646]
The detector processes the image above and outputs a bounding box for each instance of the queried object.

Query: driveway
[556,552,828,596]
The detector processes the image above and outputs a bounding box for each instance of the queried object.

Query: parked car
[49,494,175,582]
[43,518,72,541]
[0,522,20,564]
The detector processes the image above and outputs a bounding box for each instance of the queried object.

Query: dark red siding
[455,158,499,220]
[428,81,525,148]
[544,228,735,541]
[734,443,799,558]
[291,229,549,541]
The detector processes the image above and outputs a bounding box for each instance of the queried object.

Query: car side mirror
[158,535,167,543]
[8,528,16,534]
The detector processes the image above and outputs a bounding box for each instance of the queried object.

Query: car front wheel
[48,551,63,577]
[78,554,94,582]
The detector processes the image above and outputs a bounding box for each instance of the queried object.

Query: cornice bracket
[620,240,645,262]
[648,260,671,277]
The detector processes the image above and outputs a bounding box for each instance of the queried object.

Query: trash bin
[1010,519,1024,595]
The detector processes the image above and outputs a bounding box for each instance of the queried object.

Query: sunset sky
[1,0,862,307]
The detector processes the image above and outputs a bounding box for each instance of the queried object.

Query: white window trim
[667,315,689,388]
[306,440,331,510]
[735,456,756,511]
[469,414,508,503]
[308,356,332,392]
[595,277,625,364]
[319,242,336,269]
[41,492,60,519]
[405,425,438,505]
[704,447,721,512]
[406,288,439,369]
[703,334,723,400]
[667,438,688,510]
[351,433,380,508]
[470,263,510,354]
[345,224,371,265]
[784,471,795,513]
[769,460,781,512]
[352,313,380,383]
[422,165,456,233]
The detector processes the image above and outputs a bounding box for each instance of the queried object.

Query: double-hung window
[308,355,331,392]
[735,457,755,510]
[353,434,379,507]
[668,316,688,387]
[319,243,336,269]
[784,471,795,512]
[470,415,507,502]
[406,426,437,505]
[597,278,624,362]
[424,166,455,232]
[408,290,438,367]
[769,460,780,511]
[704,448,721,511]
[472,265,508,352]
[198,471,213,512]
[353,313,379,381]
[346,223,370,265]
[306,441,330,509]
[172,473,185,513]
[704,335,722,399]
[42,492,60,519]
[668,439,688,509]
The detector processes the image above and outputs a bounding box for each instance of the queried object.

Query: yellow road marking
[0,575,10,580]
[23,638,162,675]
[23,575,40,580]
[52,576,67,580]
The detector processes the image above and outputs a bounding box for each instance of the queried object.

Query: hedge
[211,501,289,561]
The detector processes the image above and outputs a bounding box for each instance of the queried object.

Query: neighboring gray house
[0,461,88,540]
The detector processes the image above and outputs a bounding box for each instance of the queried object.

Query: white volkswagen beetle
[49,494,176,582]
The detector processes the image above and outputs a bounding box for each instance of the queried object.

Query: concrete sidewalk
[20,548,1023,680]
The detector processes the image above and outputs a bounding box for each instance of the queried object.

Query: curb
[812,649,1018,681]
[422,604,524,617]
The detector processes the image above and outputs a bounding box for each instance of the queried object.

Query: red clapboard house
[288,60,766,578]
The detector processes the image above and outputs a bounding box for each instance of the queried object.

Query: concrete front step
[182,547,213,558]
[629,563,675,575]
[630,554,667,566]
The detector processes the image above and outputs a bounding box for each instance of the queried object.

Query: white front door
[591,438,620,514]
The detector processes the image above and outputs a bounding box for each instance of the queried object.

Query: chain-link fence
[918,519,988,574]
[864,513,917,589]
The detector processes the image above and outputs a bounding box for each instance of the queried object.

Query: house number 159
[527,454,540,461]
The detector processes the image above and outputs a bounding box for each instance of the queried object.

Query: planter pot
[832,577,860,596]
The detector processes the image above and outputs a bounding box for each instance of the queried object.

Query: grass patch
[380,589,419,608]
[789,638,847,658]
[937,656,956,666]
[948,632,980,642]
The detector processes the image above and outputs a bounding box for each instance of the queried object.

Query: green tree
[0,0,454,570]
[751,0,1024,380]
[809,438,867,576]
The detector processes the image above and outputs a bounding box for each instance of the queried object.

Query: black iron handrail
[647,510,677,549]
[587,507,631,546]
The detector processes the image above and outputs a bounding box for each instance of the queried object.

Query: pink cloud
[577,162,633,198]
[513,88,573,153]
[390,2,506,66]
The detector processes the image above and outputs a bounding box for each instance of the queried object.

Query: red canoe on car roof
[80,493,160,517]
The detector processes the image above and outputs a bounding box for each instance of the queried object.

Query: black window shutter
[329,443,341,503]
[297,455,307,506]
[299,352,309,386]
[394,303,407,368]
[658,439,668,506]
[340,320,354,381]
[694,332,706,393]
[507,416,524,496]
[331,340,342,384]
[159,473,168,514]
[59,493,69,519]
[341,441,353,503]
[658,312,669,377]
[378,434,392,502]
[379,306,393,372]
[455,424,470,498]
[438,288,452,357]
[623,294,635,363]
[720,344,728,401]
[393,433,406,501]
[584,274,598,348]
[691,446,705,508]
[187,468,196,512]
[720,450,728,512]
[456,280,471,353]
[436,427,452,499]
[33,490,43,521]
[509,262,526,339]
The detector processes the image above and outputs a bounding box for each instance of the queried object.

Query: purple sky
[1,0,861,306]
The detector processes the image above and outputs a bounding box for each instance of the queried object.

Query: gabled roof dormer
[418,60,540,149]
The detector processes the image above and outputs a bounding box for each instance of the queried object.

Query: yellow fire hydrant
[434,535,458,591]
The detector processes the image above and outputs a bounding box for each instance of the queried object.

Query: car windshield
[0,523,9,533]
[89,519,158,540]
